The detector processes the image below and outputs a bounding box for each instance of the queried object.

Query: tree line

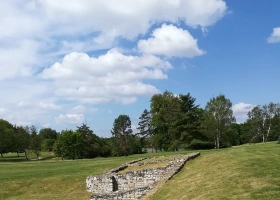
[1,92,279,160]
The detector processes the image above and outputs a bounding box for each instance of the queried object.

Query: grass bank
[149,142,280,200]
[0,142,279,200]
[0,151,189,200]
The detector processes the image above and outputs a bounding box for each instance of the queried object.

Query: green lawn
[149,142,280,200]
[0,151,188,200]
[0,142,279,200]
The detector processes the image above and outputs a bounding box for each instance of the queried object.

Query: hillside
[149,142,280,200]
[0,142,279,200]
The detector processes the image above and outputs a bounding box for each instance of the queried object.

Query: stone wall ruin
[86,152,200,200]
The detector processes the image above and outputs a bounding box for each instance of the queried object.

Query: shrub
[188,139,215,150]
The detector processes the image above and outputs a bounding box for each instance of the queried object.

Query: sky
[0,0,280,137]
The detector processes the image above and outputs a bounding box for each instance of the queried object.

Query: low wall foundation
[87,152,200,200]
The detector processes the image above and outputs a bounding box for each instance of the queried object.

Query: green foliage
[76,123,101,158]
[53,130,83,160]
[29,125,41,160]
[99,137,113,157]
[176,94,205,147]
[38,128,58,140]
[1,92,279,161]
[137,109,154,151]
[150,91,205,151]
[203,94,236,149]
[248,103,280,143]
[111,114,134,156]
[150,91,180,151]
[223,123,239,146]
[238,121,251,144]
[41,139,56,152]
[188,139,215,150]
[0,119,14,156]
[130,135,143,154]
[12,125,30,159]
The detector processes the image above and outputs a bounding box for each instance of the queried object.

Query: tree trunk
[151,136,154,153]
[24,149,29,160]
[1,153,3,157]
[266,124,271,142]
[17,152,19,157]
[36,150,39,160]
[263,134,265,143]
[217,136,220,149]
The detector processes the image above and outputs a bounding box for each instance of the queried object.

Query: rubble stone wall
[87,152,200,200]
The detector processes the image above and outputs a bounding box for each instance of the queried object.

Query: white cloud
[0,0,228,132]
[40,48,170,104]
[0,0,227,80]
[70,105,98,113]
[0,107,45,126]
[138,24,205,57]
[17,101,31,108]
[108,109,113,114]
[232,102,256,123]
[71,105,86,113]
[44,124,51,128]
[267,27,280,43]
[0,40,40,80]
[131,124,138,133]
[55,114,85,124]
[1,0,226,40]
[38,102,60,110]
[0,78,59,127]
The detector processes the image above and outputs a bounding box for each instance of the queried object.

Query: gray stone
[87,152,200,200]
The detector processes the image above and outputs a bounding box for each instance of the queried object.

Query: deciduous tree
[13,125,30,159]
[248,102,280,143]
[150,91,181,151]
[53,130,83,160]
[76,123,101,158]
[0,119,14,157]
[39,128,58,152]
[203,94,235,148]
[29,126,41,160]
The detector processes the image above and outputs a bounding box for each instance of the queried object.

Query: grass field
[149,142,280,200]
[0,142,279,200]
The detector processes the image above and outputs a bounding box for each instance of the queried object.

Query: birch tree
[248,102,280,143]
[204,94,235,149]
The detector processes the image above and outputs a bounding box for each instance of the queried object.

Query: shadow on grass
[0,155,56,162]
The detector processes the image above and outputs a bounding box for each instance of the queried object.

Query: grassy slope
[0,151,188,200]
[149,142,280,200]
[0,143,279,200]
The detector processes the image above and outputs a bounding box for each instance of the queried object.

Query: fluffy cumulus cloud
[70,105,99,114]
[55,114,85,124]
[232,102,256,123]
[267,27,280,43]
[138,24,205,57]
[0,0,228,129]
[40,48,171,104]
[0,0,227,39]
[0,0,227,78]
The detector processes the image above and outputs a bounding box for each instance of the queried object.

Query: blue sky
[0,0,279,137]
